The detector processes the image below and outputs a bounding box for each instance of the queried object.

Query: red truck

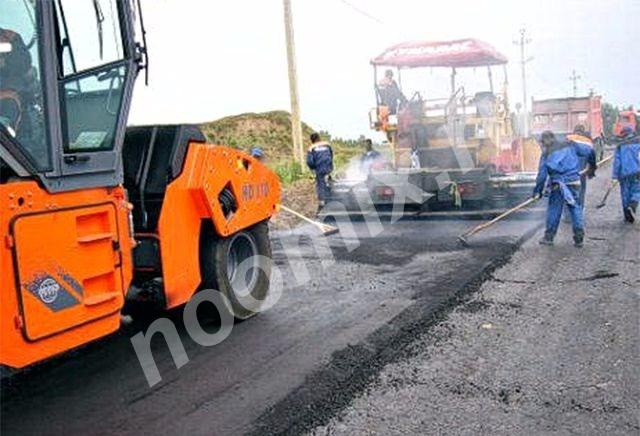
[531,94,605,158]
[614,108,639,137]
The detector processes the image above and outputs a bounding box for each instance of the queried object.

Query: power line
[529,66,563,94]
[337,0,385,25]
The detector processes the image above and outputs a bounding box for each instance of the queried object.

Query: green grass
[274,160,305,185]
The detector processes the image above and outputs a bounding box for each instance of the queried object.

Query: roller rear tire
[200,221,272,320]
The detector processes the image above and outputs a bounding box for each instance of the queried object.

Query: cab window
[54,0,128,153]
[0,0,49,170]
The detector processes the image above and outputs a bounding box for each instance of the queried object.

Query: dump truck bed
[531,95,603,138]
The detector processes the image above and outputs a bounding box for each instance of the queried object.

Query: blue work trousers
[315,173,331,203]
[546,185,584,239]
[619,176,640,218]
[619,177,640,208]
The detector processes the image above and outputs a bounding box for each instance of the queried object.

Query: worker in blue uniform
[533,130,597,247]
[306,132,334,211]
[612,126,640,223]
[250,146,265,162]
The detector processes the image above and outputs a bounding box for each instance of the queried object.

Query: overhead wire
[336,0,385,26]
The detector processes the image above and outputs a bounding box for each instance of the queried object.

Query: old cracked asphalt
[2,171,636,436]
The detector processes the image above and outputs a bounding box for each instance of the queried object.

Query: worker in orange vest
[566,125,596,211]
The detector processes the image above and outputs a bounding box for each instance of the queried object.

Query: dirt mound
[200,111,315,164]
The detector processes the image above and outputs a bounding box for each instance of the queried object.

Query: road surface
[2,210,543,435]
[308,175,640,435]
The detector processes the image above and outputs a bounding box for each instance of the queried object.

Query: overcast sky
[129,0,640,139]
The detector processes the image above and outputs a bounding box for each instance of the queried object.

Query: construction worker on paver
[377,69,407,115]
[534,130,597,247]
[306,132,334,212]
[567,124,595,211]
[612,126,640,223]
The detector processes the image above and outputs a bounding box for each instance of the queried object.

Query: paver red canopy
[372,39,508,68]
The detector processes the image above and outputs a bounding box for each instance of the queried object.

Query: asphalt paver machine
[326,39,541,216]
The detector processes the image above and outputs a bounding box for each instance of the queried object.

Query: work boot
[574,230,585,248]
[539,232,554,246]
[627,202,637,223]
[624,207,634,223]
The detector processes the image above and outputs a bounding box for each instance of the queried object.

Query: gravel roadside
[309,175,640,435]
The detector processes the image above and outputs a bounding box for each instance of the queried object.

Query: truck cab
[614,109,639,137]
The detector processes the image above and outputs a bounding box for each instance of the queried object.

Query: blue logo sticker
[26,275,80,312]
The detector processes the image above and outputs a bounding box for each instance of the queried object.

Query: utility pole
[570,70,582,97]
[283,0,304,165]
[514,28,532,138]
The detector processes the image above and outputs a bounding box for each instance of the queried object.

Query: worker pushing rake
[458,134,614,247]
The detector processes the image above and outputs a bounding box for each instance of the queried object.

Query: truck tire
[200,221,272,320]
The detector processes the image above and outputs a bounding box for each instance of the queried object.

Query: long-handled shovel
[596,180,619,209]
[279,205,340,236]
[457,196,540,247]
